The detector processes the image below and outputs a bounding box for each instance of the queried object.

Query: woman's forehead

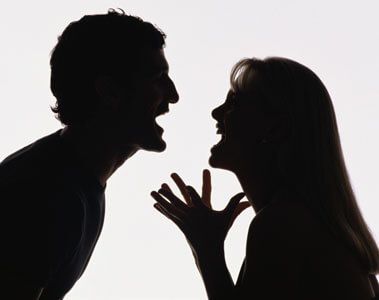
[227,84,264,102]
[226,89,235,99]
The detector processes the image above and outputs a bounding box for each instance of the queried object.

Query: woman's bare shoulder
[245,196,346,264]
[244,197,372,298]
[248,198,321,242]
[241,198,314,296]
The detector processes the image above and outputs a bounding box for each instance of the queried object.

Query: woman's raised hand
[150,169,250,258]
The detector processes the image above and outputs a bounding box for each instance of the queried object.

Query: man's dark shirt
[0,130,105,300]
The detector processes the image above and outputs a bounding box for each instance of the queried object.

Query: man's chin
[140,136,167,152]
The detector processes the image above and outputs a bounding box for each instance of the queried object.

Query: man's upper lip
[156,108,169,117]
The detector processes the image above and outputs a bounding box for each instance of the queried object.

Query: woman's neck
[235,167,288,214]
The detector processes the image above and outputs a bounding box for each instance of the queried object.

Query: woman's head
[210,56,379,274]
[209,58,292,176]
[210,57,336,180]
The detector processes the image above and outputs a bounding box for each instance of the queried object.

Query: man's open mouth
[154,106,169,135]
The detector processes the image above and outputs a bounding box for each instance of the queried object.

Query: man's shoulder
[0,129,88,221]
[0,130,60,165]
[0,130,69,190]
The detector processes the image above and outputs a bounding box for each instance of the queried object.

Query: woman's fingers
[202,169,212,208]
[153,203,186,232]
[230,201,251,227]
[224,193,249,227]
[225,192,246,214]
[171,173,193,207]
[158,188,189,211]
[186,185,205,207]
[161,183,173,193]
[151,191,186,219]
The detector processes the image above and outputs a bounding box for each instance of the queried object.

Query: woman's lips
[154,121,164,134]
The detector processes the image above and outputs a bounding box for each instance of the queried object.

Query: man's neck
[59,126,138,187]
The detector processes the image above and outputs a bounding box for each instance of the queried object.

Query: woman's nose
[212,104,224,121]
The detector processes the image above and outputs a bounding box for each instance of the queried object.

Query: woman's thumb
[225,192,246,215]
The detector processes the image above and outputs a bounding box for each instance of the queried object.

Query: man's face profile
[110,48,179,154]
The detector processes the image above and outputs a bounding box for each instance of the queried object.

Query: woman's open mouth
[214,123,226,145]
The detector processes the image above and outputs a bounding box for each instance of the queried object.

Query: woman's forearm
[195,248,236,300]
[151,171,249,299]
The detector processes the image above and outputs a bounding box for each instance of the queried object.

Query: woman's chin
[208,153,219,168]
[209,144,231,170]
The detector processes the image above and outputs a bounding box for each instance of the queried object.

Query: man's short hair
[50,8,166,126]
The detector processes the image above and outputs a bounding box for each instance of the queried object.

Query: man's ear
[94,76,121,109]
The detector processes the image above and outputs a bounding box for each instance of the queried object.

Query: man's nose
[167,77,179,103]
[169,88,179,103]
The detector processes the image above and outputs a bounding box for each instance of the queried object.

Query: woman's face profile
[209,78,274,172]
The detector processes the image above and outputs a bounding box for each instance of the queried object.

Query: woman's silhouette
[151,57,379,299]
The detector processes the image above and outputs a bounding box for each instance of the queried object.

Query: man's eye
[153,73,168,84]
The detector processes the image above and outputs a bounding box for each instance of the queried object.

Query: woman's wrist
[195,245,226,270]
[195,246,235,300]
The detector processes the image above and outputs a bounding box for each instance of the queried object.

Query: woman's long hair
[230,57,379,274]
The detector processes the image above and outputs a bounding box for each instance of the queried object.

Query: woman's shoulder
[246,195,342,259]
[249,197,319,239]
[247,194,365,269]
[241,197,316,296]
[244,195,373,298]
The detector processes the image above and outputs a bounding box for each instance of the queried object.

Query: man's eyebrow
[159,63,169,72]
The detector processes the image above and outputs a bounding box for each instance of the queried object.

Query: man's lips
[155,102,170,117]
[156,109,169,116]
[216,123,225,135]
[154,107,169,136]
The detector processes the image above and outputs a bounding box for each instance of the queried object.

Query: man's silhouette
[0,9,178,300]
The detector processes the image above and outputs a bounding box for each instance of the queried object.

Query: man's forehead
[141,49,169,74]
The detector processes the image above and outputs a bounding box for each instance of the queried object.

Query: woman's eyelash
[228,97,237,106]
[156,73,169,83]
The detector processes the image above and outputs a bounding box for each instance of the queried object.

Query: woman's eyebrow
[226,90,235,100]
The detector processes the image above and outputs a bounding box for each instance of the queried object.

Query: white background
[0,1,378,299]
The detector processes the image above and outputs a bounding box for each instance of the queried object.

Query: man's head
[50,9,179,153]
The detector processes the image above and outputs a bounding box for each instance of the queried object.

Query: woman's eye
[150,72,164,83]
[227,98,237,108]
